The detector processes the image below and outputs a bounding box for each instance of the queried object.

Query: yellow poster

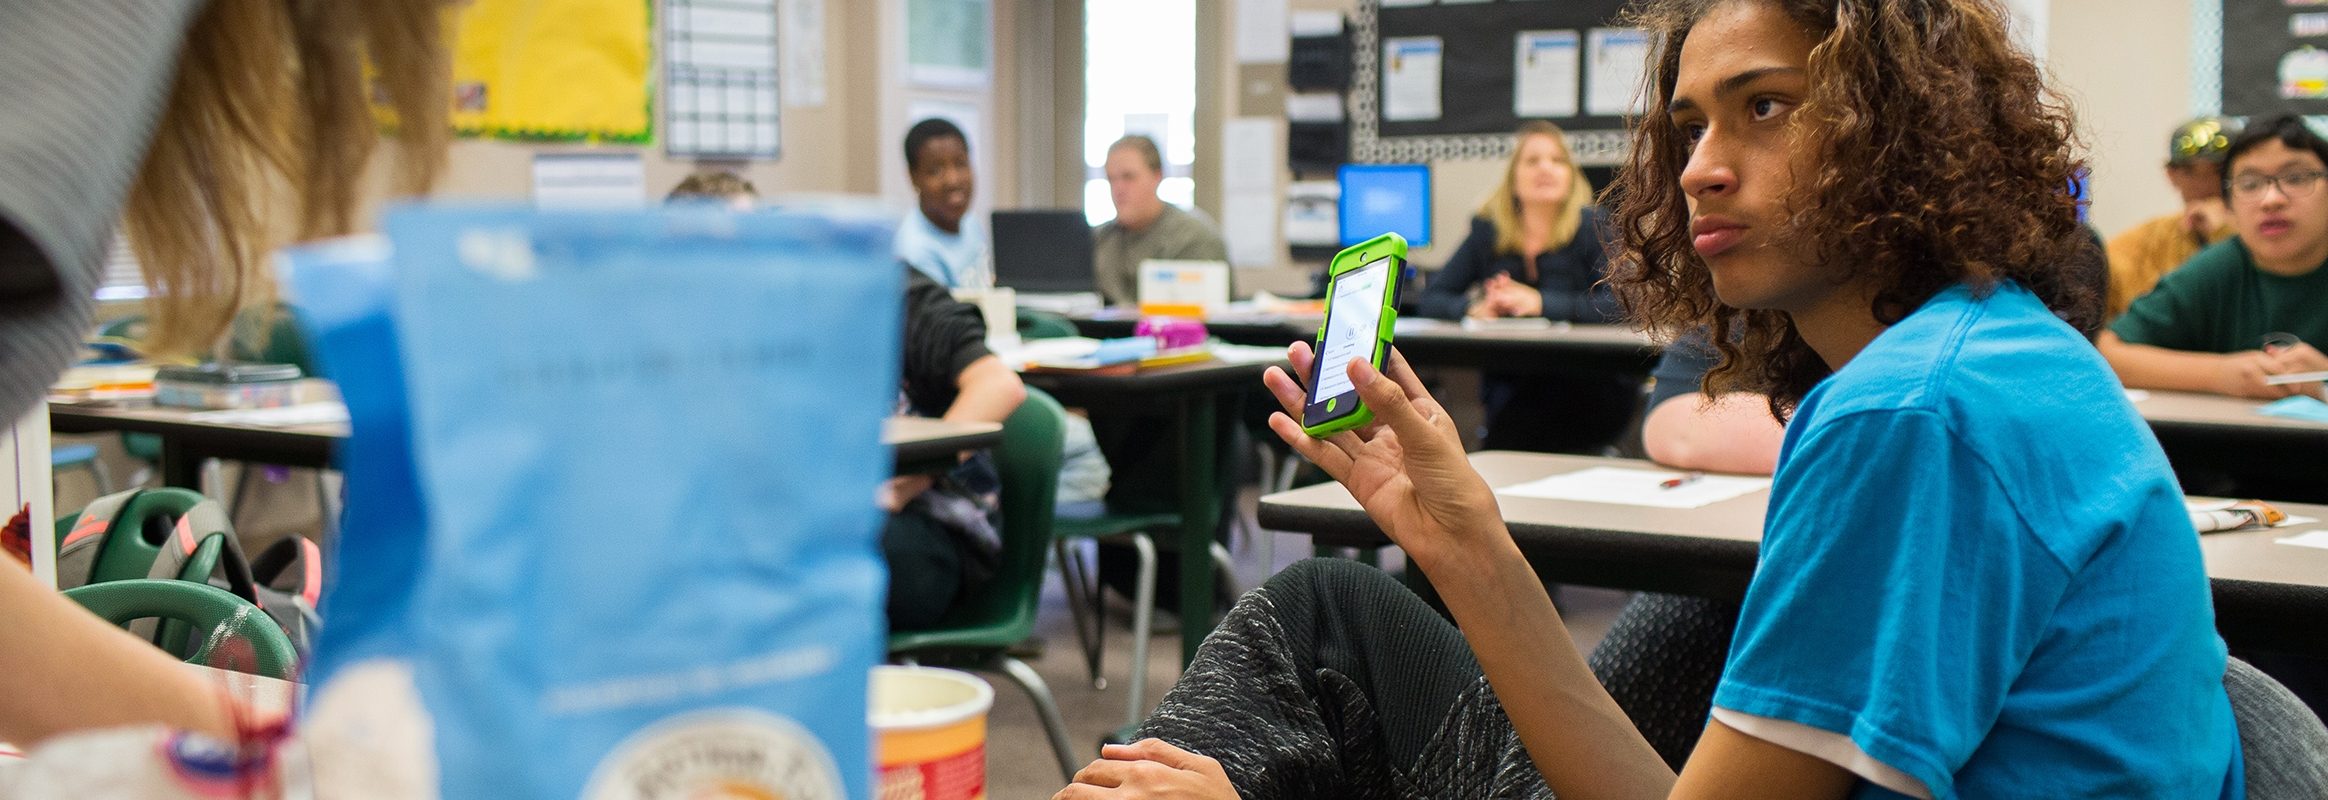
[451,0,653,141]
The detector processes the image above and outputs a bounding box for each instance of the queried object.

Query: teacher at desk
[1414,121,1636,453]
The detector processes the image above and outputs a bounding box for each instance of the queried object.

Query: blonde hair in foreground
[1478,120,1594,258]
[123,0,451,356]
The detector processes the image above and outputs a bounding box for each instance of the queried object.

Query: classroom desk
[1021,357,1284,665]
[1390,320,1662,376]
[2133,390,2328,503]
[49,388,1004,484]
[1067,310,1306,348]
[1259,451,2328,656]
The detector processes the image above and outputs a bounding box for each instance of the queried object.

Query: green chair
[1051,511,1176,729]
[1016,309,1079,340]
[888,387,1079,782]
[89,488,212,585]
[64,579,298,680]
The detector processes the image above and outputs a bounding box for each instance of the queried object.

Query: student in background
[1091,135,1228,307]
[1414,121,1634,454]
[1065,0,2253,796]
[895,118,991,289]
[0,0,448,745]
[667,174,1028,629]
[1639,333,1783,474]
[665,171,759,210]
[2104,117,2240,318]
[2101,114,2328,400]
[884,266,1028,628]
[1415,121,1615,323]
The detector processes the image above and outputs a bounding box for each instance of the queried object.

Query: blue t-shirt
[1713,282,2242,799]
[893,208,989,289]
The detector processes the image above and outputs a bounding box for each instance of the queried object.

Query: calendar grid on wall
[665,0,782,159]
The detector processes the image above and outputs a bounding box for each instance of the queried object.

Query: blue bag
[293,205,901,798]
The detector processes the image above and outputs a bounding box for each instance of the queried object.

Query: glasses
[2228,170,2328,202]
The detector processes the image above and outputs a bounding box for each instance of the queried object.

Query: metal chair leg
[1123,533,1157,729]
[87,457,114,496]
[1054,540,1106,688]
[1210,541,1238,598]
[996,655,1083,784]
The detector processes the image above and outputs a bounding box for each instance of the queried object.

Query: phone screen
[1310,257,1394,404]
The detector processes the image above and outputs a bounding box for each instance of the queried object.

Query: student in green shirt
[2101,114,2328,399]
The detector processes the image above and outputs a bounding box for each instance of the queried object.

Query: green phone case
[1304,232,1408,437]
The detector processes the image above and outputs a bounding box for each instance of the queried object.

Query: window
[1084,0,1197,226]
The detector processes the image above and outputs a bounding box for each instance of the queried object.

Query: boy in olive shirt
[2102,114,2328,399]
[1091,135,1228,307]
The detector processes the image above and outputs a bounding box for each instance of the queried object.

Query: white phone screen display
[1312,258,1393,402]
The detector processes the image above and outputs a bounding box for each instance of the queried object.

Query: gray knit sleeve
[0,0,202,421]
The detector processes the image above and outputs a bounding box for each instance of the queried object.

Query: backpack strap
[55,489,143,590]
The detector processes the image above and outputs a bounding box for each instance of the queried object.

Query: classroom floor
[981,487,1630,797]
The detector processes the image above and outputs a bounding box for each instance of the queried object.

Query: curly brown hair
[1605,0,2096,416]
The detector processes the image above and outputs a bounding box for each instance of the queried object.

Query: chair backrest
[64,579,300,680]
[1015,309,1078,340]
[927,387,1066,643]
[85,488,211,585]
[2226,656,2328,796]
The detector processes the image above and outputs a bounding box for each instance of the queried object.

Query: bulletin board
[450,0,654,142]
[1352,0,1637,166]
[2218,0,2328,118]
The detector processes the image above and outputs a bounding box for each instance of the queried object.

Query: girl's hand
[1261,342,1512,571]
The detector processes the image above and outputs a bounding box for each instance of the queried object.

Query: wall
[1199,0,2199,279]
[2047,0,2193,239]
[366,0,1034,216]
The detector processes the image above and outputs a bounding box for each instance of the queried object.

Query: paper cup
[869,666,993,800]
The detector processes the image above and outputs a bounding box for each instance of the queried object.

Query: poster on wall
[450,0,653,142]
[666,0,783,158]
[2222,0,2328,117]
[908,0,992,87]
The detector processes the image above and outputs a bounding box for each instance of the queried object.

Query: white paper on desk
[2124,389,2151,403]
[1514,30,1581,118]
[1496,467,1769,509]
[1586,28,1652,117]
[1215,344,1292,364]
[188,402,351,427]
[1382,37,1444,122]
[1235,0,1289,63]
[2277,530,2328,550]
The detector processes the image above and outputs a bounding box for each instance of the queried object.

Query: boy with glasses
[2101,114,2328,399]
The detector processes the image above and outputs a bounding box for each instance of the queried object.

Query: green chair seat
[1054,512,1181,541]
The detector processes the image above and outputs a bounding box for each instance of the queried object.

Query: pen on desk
[1660,472,1704,490]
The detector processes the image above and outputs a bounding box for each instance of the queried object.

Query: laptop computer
[991,210,1097,295]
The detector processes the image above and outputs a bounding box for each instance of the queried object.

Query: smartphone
[1303,233,1407,437]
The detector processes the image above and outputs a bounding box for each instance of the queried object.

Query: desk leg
[159,439,203,490]
[1176,394,1220,667]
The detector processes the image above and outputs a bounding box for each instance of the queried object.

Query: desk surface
[2135,389,2328,435]
[1019,357,1282,397]
[50,385,1001,469]
[1261,451,2328,652]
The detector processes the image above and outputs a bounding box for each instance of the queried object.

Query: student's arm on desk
[883,355,1025,512]
[2097,331,2319,400]
[943,355,1025,425]
[0,566,238,747]
[1641,392,1783,475]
